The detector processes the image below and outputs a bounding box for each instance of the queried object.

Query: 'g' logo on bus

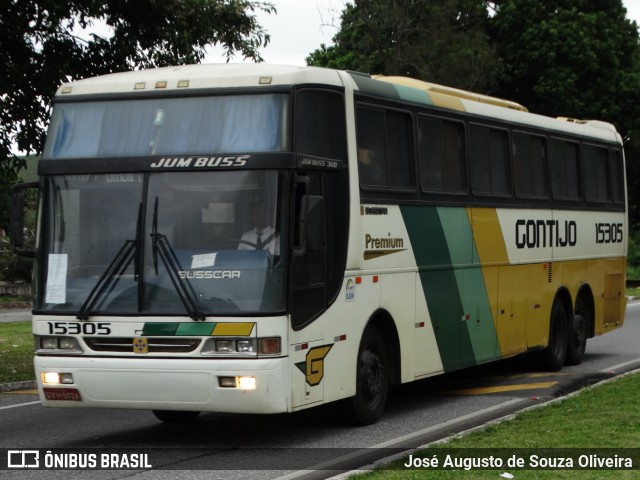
[295,345,333,386]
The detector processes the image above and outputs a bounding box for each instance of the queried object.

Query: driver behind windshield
[238,203,279,255]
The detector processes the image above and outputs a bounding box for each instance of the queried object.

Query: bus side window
[550,139,581,201]
[356,106,413,190]
[470,125,510,196]
[583,144,610,203]
[295,89,347,161]
[418,116,465,193]
[357,108,388,187]
[610,149,624,205]
[513,132,548,198]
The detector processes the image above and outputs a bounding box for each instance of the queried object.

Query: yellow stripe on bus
[211,323,255,336]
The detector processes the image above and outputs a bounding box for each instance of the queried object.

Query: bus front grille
[84,337,201,353]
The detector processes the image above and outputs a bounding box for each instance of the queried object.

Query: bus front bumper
[34,355,289,414]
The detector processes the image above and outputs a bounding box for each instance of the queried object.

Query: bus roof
[351,73,622,144]
[55,64,622,145]
[55,64,345,96]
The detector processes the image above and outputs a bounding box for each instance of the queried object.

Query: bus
[10,64,627,425]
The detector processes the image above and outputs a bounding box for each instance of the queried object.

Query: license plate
[43,388,82,401]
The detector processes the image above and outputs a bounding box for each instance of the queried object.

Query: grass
[625,287,640,298]
[0,294,31,303]
[0,321,34,383]
[355,372,640,479]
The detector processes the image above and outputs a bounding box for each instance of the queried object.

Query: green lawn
[0,321,34,383]
[355,372,640,479]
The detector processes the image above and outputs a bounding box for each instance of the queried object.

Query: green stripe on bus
[401,206,500,370]
[392,84,433,105]
[142,323,218,336]
[401,206,473,371]
[438,208,499,363]
[142,323,180,336]
[175,323,216,336]
[349,73,433,105]
[350,74,404,99]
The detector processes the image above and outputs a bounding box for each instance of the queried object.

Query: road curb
[0,380,37,392]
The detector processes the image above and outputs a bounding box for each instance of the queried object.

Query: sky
[205,0,345,65]
[205,0,640,66]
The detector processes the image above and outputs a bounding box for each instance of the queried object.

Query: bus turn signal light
[259,337,281,355]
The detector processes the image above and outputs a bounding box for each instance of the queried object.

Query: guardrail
[0,283,31,296]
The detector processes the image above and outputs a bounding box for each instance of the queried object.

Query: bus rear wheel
[537,300,568,371]
[349,326,389,426]
[152,410,200,423]
[566,297,589,365]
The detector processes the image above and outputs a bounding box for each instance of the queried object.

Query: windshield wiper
[150,197,205,321]
[76,203,143,321]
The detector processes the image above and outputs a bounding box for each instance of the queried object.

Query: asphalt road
[0,308,32,323]
[1,302,639,479]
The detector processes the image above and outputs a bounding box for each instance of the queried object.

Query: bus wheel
[566,298,589,365]
[350,326,389,426]
[152,410,200,423]
[537,300,568,371]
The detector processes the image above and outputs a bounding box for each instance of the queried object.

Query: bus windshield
[39,170,287,316]
[44,94,290,158]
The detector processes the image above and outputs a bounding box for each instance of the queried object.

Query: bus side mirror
[10,182,38,257]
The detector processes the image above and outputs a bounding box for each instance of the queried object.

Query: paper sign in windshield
[191,253,217,269]
[45,254,68,304]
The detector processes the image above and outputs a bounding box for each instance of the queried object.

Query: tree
[0,0,274,283]
[489,0,640,229]
[1,0,274,163]
[489,0,640,136]
[307,0,497,92]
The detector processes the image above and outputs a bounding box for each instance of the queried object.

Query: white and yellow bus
[12,65,627,425]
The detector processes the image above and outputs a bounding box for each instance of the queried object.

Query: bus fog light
[218,376,236,388]
[59,373,74,384]
[237,376,256,390]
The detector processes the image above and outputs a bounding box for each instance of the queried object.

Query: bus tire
[566,297,589,365]
[537,300,568,371]
[152,410,200,423]
[349,326,389,426]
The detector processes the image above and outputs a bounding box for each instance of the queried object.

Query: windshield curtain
[44,94,290,158]
[38,171,287,316]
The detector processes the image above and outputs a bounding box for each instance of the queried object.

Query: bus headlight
[58,338,77,350]
[236,340,254,353]
[215,339,235,352]
[40,338,57,349]
[202,337,280,357]
[37,337,83,353]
